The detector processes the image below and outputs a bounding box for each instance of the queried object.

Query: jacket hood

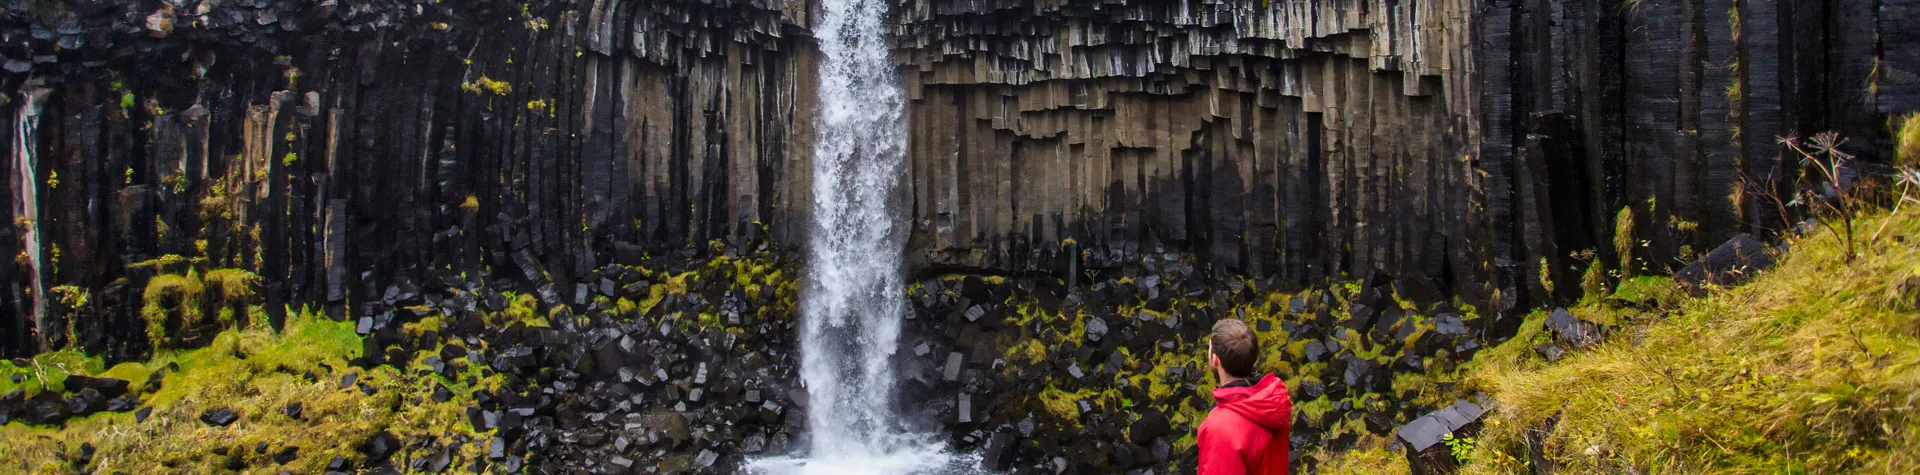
[1211,373,1292,430]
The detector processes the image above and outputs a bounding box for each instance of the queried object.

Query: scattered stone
[1084,316,1109,342]
[200,407,239,427]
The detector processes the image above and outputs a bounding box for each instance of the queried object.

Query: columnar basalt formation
[1,0,1916,358]
[0,0,820,357]
[891,0,1919,315]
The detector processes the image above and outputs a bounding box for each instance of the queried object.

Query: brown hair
[1210,318,1257,378]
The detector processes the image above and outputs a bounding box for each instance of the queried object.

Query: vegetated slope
[1453,210,1920,473]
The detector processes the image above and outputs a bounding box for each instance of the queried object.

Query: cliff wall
[2,0,1916,356]
[0,0,820,356]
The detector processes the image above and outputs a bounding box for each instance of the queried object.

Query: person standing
[1197,319,1293,475]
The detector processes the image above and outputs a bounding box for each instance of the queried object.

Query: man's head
[1208,318,1257,381]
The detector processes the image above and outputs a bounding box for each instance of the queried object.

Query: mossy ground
[1443,209,1920,474]
[0,308,502,473]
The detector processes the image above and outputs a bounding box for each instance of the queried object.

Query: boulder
[1396,399,1487,475]
[982,430,1018,471]
[361,431,399,463]
[1545,307,1605,349]
[1128,411,1169,446]
[1675,233,1775,295]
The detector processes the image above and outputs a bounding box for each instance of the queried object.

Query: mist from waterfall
[747,0,972,473]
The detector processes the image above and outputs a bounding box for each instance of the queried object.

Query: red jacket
[1197,373,1292,475]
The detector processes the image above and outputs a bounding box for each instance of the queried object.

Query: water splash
[748,0,972,473]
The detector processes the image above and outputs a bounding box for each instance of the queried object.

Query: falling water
[749,0,971,473]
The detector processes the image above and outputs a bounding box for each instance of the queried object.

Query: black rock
[200,407,239,427]
[432,384,453,403]
[1675,233,1775,295]
[275,446,299,464]
[1545,307,1605,349]
[63,376,131,399]
[1304,340,1328,362]
[65,388,107,415]
[429,447,452,472]
[23,392,69,425]
[1397,399,1488,474]
[284,402,303,420]
[982,430,1018,471]
[1128,411,1170,446]
[1534,343,1566,362]
[361,431,399,463]
[134,406,153,423]
[105,395,139,412]
[1151,437,1173,462]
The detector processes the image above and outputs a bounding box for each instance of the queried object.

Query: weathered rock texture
[1,0,1916,356]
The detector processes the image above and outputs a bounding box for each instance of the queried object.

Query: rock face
[0,1,1913,359]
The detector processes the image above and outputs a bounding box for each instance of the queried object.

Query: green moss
[1609,275,1676,306]
[1036,386,1101,427]
[0,308,498,472]
[0,350,106,397]
[493,292,549,328]
[142,272,205,348]
[1313,434,1409,474]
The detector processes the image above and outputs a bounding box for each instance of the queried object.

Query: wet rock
[982,430,1018,471]
[1675,233,1775,295]
[943,352,965,381]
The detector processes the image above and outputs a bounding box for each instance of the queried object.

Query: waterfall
[749,0,970,473]
[800,0,910,456]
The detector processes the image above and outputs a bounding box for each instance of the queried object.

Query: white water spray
[749,0,973,473]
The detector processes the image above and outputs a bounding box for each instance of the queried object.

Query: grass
[1896,113,1919,168]
[1312,434,1411,475]
[0,307,500,473]
[1461,209,1920,474]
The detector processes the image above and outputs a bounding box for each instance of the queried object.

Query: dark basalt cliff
[1,0,1916,359]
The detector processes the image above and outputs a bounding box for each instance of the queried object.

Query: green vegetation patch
[0,308,500,473]
[1463,210,1920,474]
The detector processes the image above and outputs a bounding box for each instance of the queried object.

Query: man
[1197,318,1292,475]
